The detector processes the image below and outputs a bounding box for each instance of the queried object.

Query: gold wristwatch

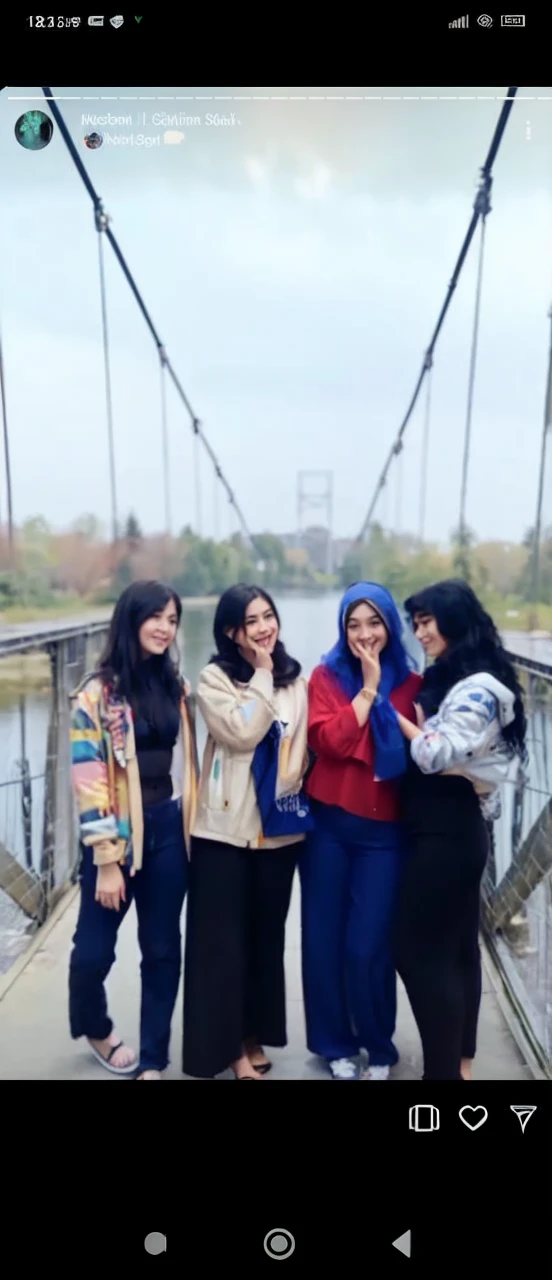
[360,686,378,702]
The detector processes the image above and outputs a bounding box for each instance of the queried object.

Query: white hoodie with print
[410,672,523,820]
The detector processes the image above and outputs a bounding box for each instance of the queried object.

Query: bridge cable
[193,419,202,536]
[529,303,552,619]
[456,188,491,577]
[158,347,171,537]
[0,327,15,556]
[418,356,433,543]
[395,442,404,535]
[95,207,119,546]
[354,87,518,547]
[41,87,260,558]
[213,458,221,540]
[381,474,389,532]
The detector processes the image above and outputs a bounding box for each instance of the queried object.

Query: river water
[0,595,551,1006]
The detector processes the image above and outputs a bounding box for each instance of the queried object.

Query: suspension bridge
[0,85,550,1079]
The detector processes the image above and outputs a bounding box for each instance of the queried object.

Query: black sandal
[245,1042,273,1075]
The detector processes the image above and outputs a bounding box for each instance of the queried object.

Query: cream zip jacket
[192,662,309,849]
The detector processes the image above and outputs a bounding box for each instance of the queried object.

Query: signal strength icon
[510,1105,537,1133]
[449,13,469,25]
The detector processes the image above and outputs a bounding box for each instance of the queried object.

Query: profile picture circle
[84,132,103,149]
[15,110,53,150]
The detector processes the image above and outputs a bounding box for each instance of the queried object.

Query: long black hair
[210,583,301,689]
[404,578,527,757]
[99,580,183,726]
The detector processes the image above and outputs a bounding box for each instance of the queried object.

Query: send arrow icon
[392,1230,411,1258]
[510,1104,537,1133]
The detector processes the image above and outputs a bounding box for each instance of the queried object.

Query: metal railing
[480,645,552,1075]
[0,619,109,974]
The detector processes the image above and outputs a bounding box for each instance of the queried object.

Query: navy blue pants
[299,802,404,1067]
[69,796,188,1074]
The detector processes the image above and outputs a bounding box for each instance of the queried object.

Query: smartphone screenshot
[1,12,550,1271]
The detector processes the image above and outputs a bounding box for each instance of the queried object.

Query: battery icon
[501,14,525,24]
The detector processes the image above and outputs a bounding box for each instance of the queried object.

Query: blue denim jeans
[69,796,188,1073]
[299,802,404,1066]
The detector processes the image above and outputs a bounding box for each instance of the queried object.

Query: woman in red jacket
[301,582,422,1079]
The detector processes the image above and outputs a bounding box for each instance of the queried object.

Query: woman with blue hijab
[301,582,422,1079]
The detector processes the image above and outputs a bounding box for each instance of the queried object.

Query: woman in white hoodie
[182,584,311,1080]
[393,579,527,1082]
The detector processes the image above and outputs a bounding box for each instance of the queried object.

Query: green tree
[114,563,131,594]
[20,515,51,543]
[172,531,236,597]
[15,515,56,602]
[251,533,287,586]
[450,522,477,582]
[70,513,104,541]
[340,523,453,609]
[517,525,552,606]
[125,512,143,545]
[0,571,19,607]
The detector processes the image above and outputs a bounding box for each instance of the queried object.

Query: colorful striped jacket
[69,670,199,870]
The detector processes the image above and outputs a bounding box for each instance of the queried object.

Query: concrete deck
[0,877,536,1081]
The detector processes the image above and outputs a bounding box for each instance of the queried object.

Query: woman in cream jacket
[182,584,310,1080]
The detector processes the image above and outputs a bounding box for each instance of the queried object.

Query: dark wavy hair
[404,578,527,757]
[210,583,301,688]
[99,580,183,722]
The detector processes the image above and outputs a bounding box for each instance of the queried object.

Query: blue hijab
[322,582,414,781]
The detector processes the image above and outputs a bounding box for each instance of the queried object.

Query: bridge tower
[296,470,334,576]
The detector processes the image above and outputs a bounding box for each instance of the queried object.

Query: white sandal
[88,1038,137,1076]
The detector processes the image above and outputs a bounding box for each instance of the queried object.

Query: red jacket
[305,664,423,823]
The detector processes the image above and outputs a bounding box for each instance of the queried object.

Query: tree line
[0,513,550,628]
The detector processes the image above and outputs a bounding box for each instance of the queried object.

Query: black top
[400,753,482,838]
[134,699,180,808]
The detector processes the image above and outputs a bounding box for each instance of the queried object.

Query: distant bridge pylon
[296,470,334,576]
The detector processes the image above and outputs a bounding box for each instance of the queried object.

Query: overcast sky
[1,85,551,546]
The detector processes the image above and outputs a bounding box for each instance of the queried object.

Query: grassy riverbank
[493,601,552,632]
[0,595,218,625]
[0,653,51,698]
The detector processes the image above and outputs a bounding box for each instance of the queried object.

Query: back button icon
[392,1229,411,1258]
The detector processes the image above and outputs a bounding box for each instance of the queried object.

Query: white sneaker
[362,1064,390,1080]
[328,1057,359,1080]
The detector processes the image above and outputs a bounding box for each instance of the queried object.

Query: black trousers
[394,786,489,1081]
[182,836,298,1078]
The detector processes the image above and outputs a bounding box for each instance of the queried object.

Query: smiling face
[138,598,179,658]
[239,595,280,654]
[411,611,449,660]
[346,601,388,657]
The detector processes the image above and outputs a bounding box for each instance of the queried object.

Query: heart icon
[459,1105,488,1131]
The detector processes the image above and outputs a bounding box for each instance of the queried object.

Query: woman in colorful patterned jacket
[68,580,198,1080]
